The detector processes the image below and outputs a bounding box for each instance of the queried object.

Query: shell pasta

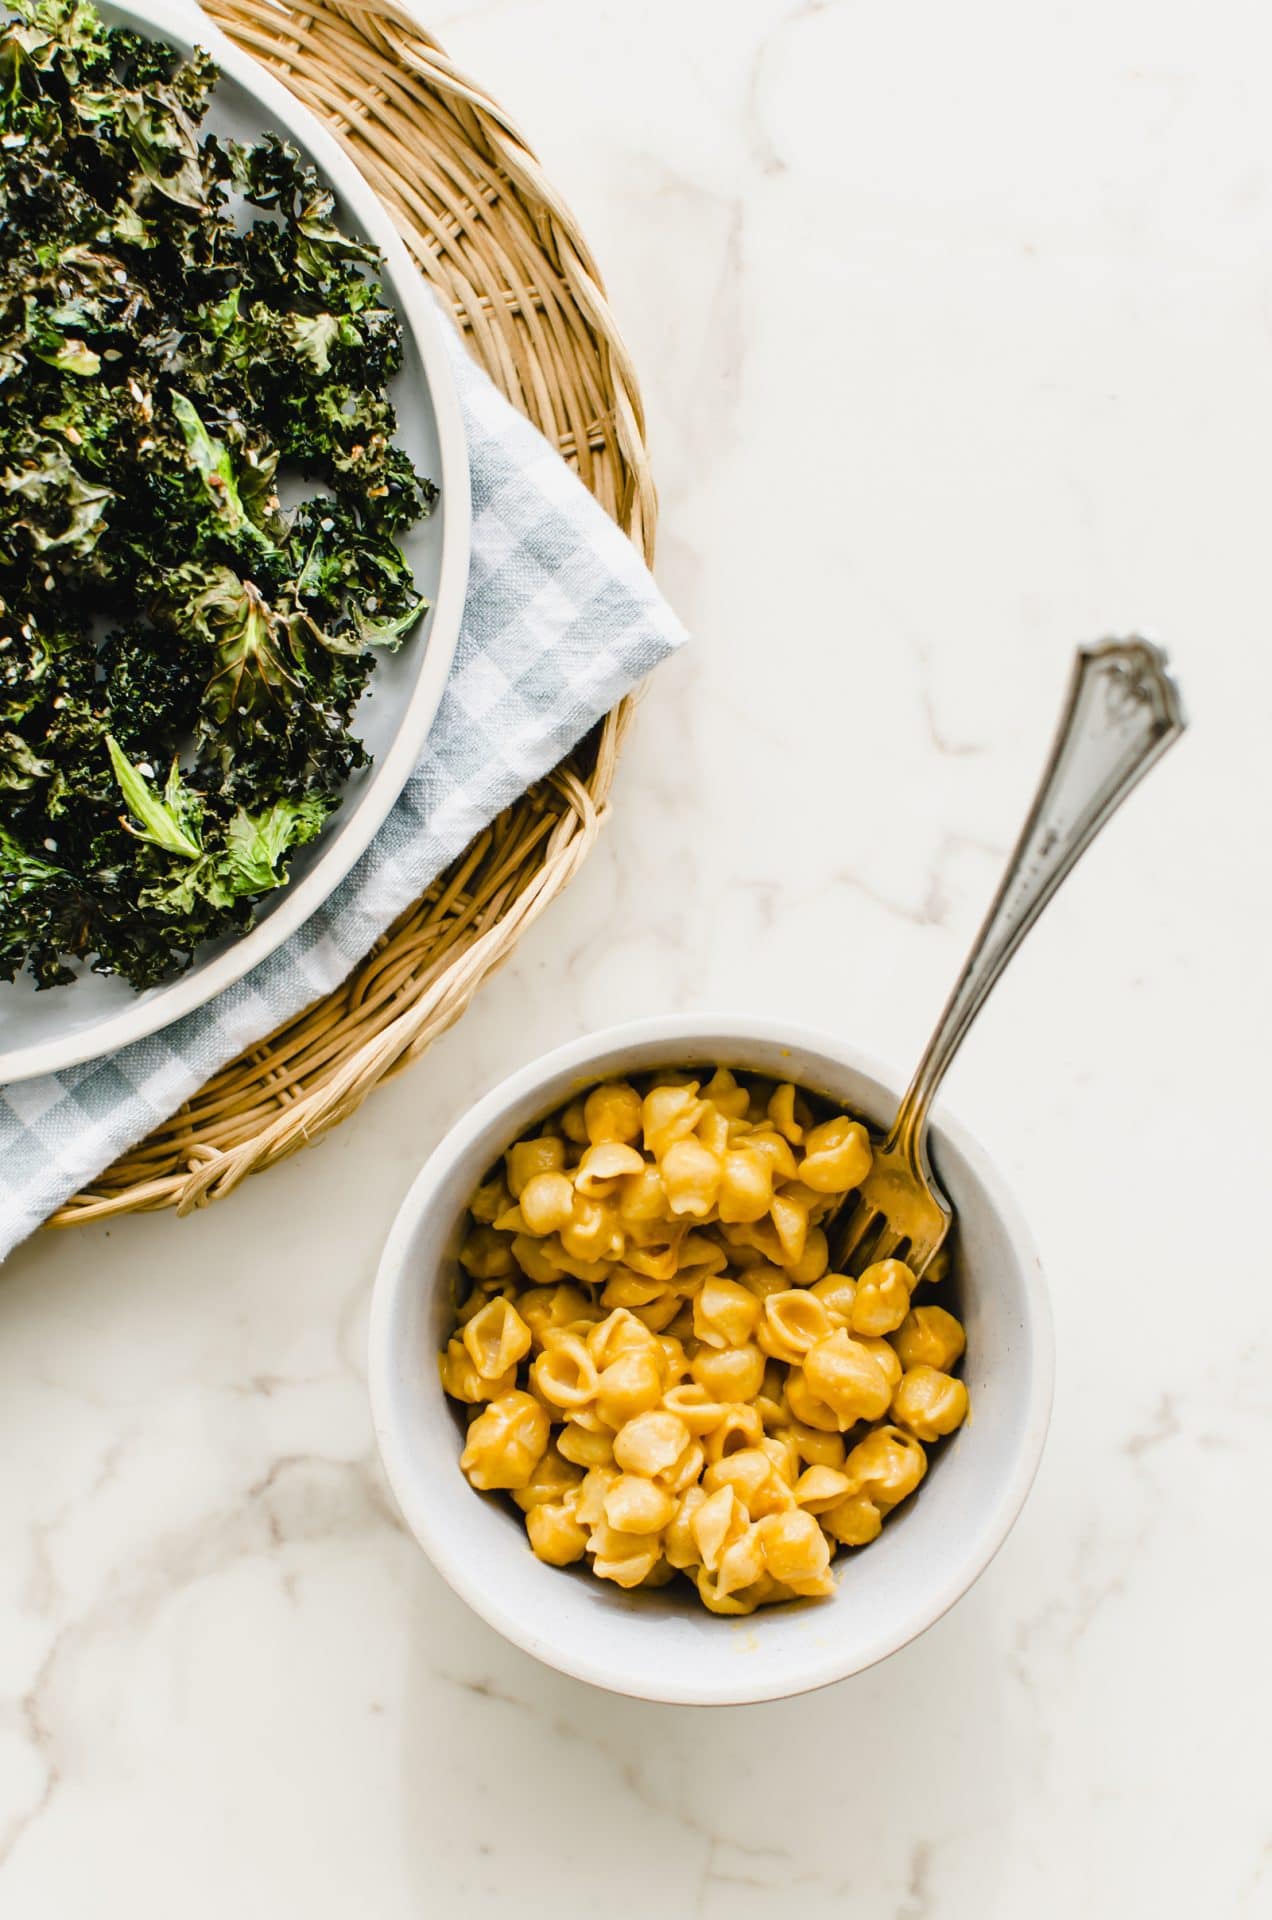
[440,1068,969,1614]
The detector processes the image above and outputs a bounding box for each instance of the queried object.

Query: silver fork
[830,637,1186,1278]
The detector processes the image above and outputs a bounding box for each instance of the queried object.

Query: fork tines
[832,1196,912,1277]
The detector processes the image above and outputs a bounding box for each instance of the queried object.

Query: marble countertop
[1,1,1267,1913]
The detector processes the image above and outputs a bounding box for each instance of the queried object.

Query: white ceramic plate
[0,0,470,1083]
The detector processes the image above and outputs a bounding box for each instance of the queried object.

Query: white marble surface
[2,0,1269,1911]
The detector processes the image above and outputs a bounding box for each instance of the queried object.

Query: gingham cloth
[0,330,686,1254]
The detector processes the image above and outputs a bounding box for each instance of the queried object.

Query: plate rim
[0,0,471,1085]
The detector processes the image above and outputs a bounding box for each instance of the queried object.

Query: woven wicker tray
[50,0,652,1229]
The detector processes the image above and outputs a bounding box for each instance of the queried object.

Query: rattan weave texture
[50,0,652,1227]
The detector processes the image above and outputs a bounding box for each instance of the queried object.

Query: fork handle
[888,638,1186,1166]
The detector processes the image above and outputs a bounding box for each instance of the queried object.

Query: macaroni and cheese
[440,1069,969,1614]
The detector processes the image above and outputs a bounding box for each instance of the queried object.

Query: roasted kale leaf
[0,0,436,990]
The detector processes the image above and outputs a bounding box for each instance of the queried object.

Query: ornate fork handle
[890,638,1187,1166]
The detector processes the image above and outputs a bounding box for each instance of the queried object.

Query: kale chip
[0,0,437,990]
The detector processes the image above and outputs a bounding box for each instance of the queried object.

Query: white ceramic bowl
[0,0,470,1082]
[369,1017,1054,1705]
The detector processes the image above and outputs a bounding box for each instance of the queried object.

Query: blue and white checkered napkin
[0,328,686,1255]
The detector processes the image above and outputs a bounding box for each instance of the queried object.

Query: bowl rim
[369,1013,1055,1705]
